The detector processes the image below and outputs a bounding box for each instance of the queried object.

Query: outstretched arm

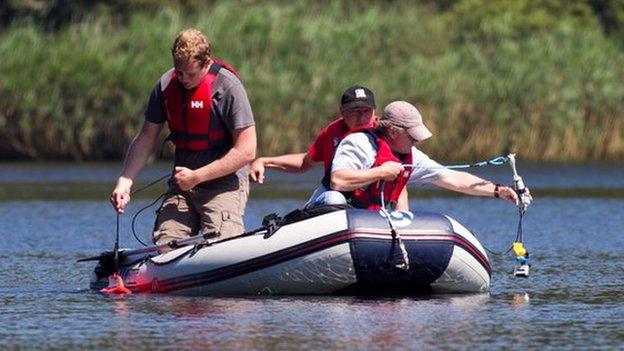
[249,152,319,183]
[434,169,519,204]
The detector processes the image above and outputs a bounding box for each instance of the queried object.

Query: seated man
[249,85,409,208]
[328,101,523,210]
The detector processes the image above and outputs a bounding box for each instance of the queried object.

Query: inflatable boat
[88,206,490,295]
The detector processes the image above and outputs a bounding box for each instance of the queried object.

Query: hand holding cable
[110,177,133,214]
[174,166,201,191]
[377,161,404,181]
[494,183,522,205]
[508,154,533,211]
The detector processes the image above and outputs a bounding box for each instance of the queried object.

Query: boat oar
[100,213,131,295]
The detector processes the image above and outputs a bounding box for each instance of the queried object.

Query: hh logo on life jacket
[191,100,204,109]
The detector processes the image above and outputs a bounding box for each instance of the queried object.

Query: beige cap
[382,101,432,141]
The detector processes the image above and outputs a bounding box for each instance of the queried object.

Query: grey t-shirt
[331,132,449,187]
[145,65,255,187]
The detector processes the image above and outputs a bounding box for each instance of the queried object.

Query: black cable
[124,172,172,246]
[131,192,172,246]
[483,243,513,257]
[515,209,525,242]
[482,208,526,257]
[130,173,171,196]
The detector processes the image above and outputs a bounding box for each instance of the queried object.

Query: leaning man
[110,28,256,247]
[329,101,525,210]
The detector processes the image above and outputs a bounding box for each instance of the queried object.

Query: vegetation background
[1,0,623,162]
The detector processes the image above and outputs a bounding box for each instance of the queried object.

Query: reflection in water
[512,292,530,305]
[67,295,499,349]
[112,296,132,316]
[96,294,496,350]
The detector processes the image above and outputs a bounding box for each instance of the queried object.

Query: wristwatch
[494,183,501,198]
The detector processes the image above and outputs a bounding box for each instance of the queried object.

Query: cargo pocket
[219,210,243,239]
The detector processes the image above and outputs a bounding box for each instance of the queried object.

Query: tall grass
[418,24,624,162]
[0,1,622,161]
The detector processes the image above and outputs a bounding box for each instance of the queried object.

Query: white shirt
[331,132,449,186]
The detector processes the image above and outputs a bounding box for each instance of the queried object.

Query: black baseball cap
[341,85,375,109]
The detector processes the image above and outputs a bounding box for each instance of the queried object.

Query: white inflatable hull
[90,208,490,295]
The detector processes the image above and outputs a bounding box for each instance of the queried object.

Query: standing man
[249,85,405,207]
[329,101,526,210]
[110,28,256,246]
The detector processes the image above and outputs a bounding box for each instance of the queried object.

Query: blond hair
[171,28,211,66]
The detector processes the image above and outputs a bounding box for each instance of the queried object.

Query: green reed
[0,1,622,161]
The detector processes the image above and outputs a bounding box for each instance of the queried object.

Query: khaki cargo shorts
[152,177,249,245]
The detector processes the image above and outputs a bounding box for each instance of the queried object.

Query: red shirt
[307,116,376,170]
[307,117,349,171]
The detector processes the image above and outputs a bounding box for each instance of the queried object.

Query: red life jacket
[349,133,413,211]
[161,61,237,151]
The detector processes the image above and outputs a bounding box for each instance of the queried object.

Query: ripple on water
[0,195,623,349]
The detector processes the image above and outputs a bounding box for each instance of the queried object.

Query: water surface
[0,163,623,350]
